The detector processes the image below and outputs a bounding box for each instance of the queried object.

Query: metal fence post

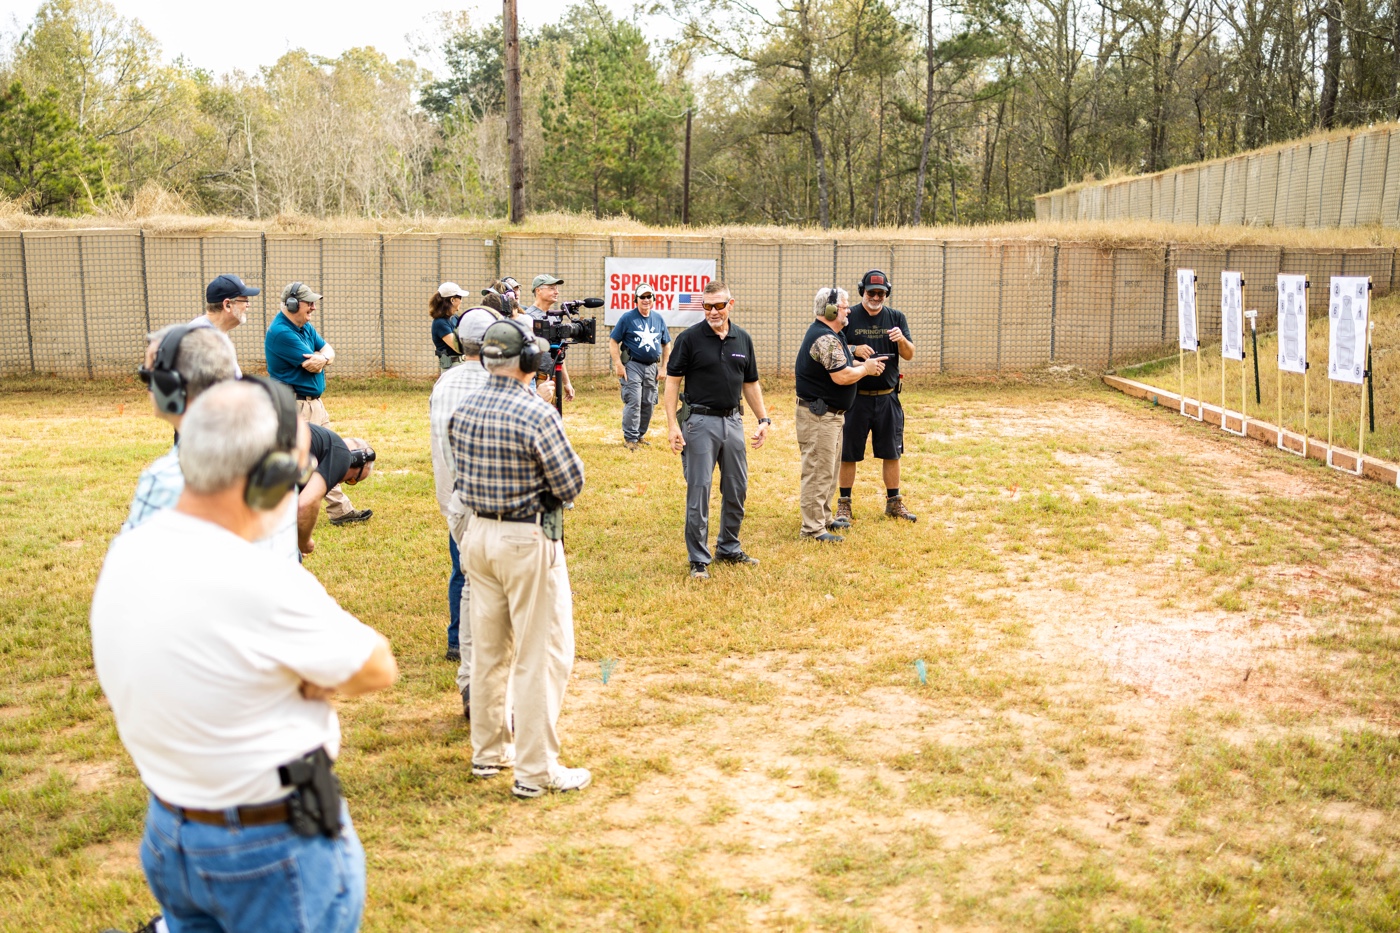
[77,235,94,379]
[378,235,387,374]
[20,232,34,373]
[996,243,1004,371]
[1107,249,1117,367]
[1049,242,1059,361]
[139,230,151,336]
[939,241,947,373]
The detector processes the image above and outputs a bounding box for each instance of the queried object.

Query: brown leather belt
[858,388,896,396]
[156,795,291,828]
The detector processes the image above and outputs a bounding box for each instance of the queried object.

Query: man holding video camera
[450,319,589,798]
[797,287,884,542]
[838,270,916,524]
[92,380,398,933]
[664,280,771,579]
[527,274,575,401]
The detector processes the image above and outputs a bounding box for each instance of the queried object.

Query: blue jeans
[448,534,464,650]
[140,796,365,933]
[619,360,658,442]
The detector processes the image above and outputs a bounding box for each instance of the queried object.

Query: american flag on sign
[677,293,698,311]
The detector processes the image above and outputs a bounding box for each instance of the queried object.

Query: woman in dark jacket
[431,282,467,370]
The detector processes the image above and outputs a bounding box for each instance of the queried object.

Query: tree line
[3,0,1399,227]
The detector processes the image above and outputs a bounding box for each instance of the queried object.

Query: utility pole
[505,0,525,223]
[682,107,693,225]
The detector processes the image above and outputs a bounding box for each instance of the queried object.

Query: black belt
[689,405,738,418]
[858,388,896,397]
[475,511,542,524]
[798,397,847,416]
[295,393,320,402]
[156,795,291,828]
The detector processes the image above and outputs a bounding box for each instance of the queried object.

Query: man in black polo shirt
[796,287,885,542]
[664,280,772,579]
[838,270,917,523]
[298,424,376,556]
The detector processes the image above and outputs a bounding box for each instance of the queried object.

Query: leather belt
[858,388,896,397]
[690,405,738,417]
[295,393,320,402]
[797,398,847,415]
[156,795,291,828]
[475,511,542,524]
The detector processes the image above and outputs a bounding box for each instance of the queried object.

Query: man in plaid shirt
[449,318,588,799]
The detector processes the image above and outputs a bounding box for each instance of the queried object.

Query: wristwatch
[758,417,772,425]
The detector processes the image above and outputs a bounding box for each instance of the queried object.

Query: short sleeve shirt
[841,305,909,392]
[609,310,670,365]
[432,317,458,355]
[91,510,378,808]
[264,312,327,397]
[666,321,759,410]
[308,423,351,490]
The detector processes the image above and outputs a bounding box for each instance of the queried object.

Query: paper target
[1276,274,1307,374]
[1177,269,1197,350]
[1327,276,1369,385]
[1221,271,1243,361]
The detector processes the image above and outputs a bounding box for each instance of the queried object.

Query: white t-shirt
[91,510,378,809]
[186,315,242,378]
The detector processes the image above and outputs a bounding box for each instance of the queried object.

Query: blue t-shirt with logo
[609,309,671,365]
[264,312,328,397]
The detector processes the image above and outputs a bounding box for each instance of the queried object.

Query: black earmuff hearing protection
[347,446,376,470]
[518,321,545,374]
[285,282,304,314]
[824,287,840,321]
[137,324,196,415]
[241,376,307,510]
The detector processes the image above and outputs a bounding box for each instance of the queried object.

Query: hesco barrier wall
[1035,124,1400,229]
[0,229,1393,380]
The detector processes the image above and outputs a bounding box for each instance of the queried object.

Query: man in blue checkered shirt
[448,318,588,799]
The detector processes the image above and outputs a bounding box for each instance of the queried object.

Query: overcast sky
[1,0,684,77]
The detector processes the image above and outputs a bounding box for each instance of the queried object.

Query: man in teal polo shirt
[265,282,371,526]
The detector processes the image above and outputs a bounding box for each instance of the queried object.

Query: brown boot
[884,494,916,522]
[834,496,853,525]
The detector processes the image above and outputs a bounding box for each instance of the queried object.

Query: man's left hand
[564,383,576,402]
[301,353,328,373]
[886,327,907,344]
[537,379,556,403]
[751,422,770,449]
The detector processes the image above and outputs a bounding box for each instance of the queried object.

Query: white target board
[1327,276,1369,385]
[1221,271,1243,361]
[1276,274,1308,374]
[1177,269,1197,350]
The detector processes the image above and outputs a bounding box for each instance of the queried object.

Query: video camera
[534,298,601,348]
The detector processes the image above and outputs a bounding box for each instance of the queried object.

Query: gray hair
[460,338,484,358]
[483,354,519,374]
[812,287,849,318]
[178,381,278,495]
[147,325,238,404]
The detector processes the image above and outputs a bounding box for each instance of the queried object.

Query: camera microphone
[581,297,604,308]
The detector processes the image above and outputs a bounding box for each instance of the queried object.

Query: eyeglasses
[702,300,730,311]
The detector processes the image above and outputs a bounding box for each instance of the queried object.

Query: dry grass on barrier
[1,375,1398,931]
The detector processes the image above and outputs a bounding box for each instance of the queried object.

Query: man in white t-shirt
[92,380,398,933]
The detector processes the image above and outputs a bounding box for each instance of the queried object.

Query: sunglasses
[702,300,730,311]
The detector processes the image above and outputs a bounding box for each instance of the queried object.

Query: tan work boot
[884,494,916,522]
[834,496,853,525]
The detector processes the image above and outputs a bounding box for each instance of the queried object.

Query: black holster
[278,747,343,838]
[807,398,829,416]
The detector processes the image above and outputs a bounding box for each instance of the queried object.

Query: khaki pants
[465,516,574,788]
[296,397,354,520]
[796,403,844,536]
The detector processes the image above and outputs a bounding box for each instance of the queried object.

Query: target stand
[1220,272,1248,436]
[1176,269,1204,421]
[1326,277,1373,476]
[1275,274,1310,458]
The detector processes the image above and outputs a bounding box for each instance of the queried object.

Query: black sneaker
[445,646,460,662]
[689,561,710,579]
[329,509,373,526]
[715,550,760,566]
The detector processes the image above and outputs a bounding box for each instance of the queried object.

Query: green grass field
[1,370,1398,932]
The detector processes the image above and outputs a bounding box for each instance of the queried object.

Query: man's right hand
[863,356,886,376]
[852,344,874,360]
[668,424,685,453]
[614,362,626,379]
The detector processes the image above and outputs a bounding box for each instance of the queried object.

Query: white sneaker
[512,766,592,798]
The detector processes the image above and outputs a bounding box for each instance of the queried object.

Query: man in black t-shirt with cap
[297,425,376,556]
[838,270,916,523]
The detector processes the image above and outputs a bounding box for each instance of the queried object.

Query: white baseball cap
[438,282,468,299]
[456,308,501,345]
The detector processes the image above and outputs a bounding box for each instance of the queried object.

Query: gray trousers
[681,412,748,564]
[620,360,659,442]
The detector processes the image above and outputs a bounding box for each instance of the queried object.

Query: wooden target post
[1176,269,1203,420]
[1275,274,1310,457]
[1220,271,1247,436]
[1326,276,1373,476]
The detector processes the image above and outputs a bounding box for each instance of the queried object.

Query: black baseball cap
[207,274,261,303]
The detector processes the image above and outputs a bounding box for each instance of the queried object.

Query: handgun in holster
[677,393,692,424]
[278,746,344,838]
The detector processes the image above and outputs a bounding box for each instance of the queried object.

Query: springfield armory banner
[604,257,716,327]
